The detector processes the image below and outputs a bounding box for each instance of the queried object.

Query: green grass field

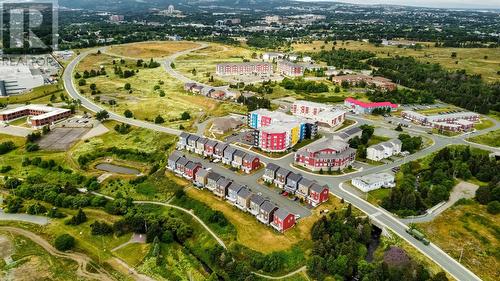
[293,40,500,83]
[467,130,500,147]
[0,83,66,105]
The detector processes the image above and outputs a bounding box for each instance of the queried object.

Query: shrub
[124,109,133,118]
[54,234,75,251]
[90,221,114,235]
[0,141,16,155]
[27,203,47,215]
[487,201,500,215]
[65,209,87,225]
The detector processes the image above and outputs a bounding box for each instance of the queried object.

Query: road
[0,226,114,281]
[62,44,500,281]
[0,209,49,225]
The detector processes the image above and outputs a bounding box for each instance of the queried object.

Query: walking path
[252,266,308,280]
[0,226,114,281]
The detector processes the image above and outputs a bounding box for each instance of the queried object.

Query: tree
[95,110,109,121]
[124,109,133,118]
[124,83,131,90]
[180,111,191,120]
[89,83,97,90]
[395,124,403,131]
[154,115,165,124]
[78,79,86,86]
[475,186,491,204]
[66,208,87,225]
[487,201,500,215]
[54,234,75,251]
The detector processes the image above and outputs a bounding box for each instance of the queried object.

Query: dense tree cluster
[114,123,132,134]
[348,125,374,159]
[383,146,499,216]
[246,35,287,49]
[280,78,329,93]
[0,141,16,155]
[398,134,423,154]
[136,58,161,68]
[369,56,500,113]
[475,182,500,215]
[77,146,158,167]
[367,88,434,105]
[313,48,375,70]
[237,95,271,111]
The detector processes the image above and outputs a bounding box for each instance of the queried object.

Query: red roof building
[344,98,398,114]
[272,209,296,232]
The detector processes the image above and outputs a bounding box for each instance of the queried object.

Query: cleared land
[417,201,499,281]
[107,41,201,59]
[467,129,500,147]
[75,52,245,130]
[293,40,500,83]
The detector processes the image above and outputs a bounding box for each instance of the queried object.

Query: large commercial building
[216,62,273,76]
[0,105,71,128]
[0,65,45,96]
[291,100,346,128]
[294,137,356,172]
[401,110,479,132]
[344,97,398,114]
[277,60,304,77]
[248,109,318,152]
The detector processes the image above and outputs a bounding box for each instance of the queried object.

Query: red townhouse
[184,162,202,180]
[242,154,260,174]
[272,209,296,232]
[308,183,329,207]
[204,140,219,157]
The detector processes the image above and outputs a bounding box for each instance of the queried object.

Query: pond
[95,163,140,175]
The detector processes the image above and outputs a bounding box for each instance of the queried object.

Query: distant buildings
[0,64,45,96]
[332,74,397,91]
[344,98,399,114]
[291,100,346,128]
[184,83,238,101]
[216,62,273,76]
[109,15,124,22]
[210,117,244,134]
[366,139,402,161]
[248,109,318,152]
[277,60,304,77]
[294,137,356,172]
[351,173,395,192]
[262,52,285,61]
[401,110,479,132]
[0,105,71,128]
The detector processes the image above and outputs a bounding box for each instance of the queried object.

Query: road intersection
[62,44,500,281]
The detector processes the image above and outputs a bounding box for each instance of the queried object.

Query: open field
[417,200,499,281]
[467,129,500,147]
[107,41,201,59]
[0,83,66,105]
[293,40,500,83]
[474,118,495,131]
[75,52,242,130]
[0,230,81,281]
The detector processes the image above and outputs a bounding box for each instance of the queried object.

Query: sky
[302,0,500,9]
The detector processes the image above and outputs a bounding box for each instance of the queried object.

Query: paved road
[0,209,49,225]
[62,45,499,281]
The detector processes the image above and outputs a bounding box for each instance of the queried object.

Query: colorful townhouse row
[401,110,479,132]
[248,109,318,152]
[262,163,330,207]
[177,132,261,174]
[167,151,297,232]
[344,97,399,114]
[184,83,238,101]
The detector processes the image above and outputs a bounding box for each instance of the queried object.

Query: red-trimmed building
[344,98,398,114]
[294,137,356,172]
[277,60,304,77]
[308,183,329,206]
[0,105,71,128]
[216,62,273,76]
[184,162,202,180]
[242,154,260,174]
[271,209,296,232]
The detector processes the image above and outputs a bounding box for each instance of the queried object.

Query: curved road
[0,226,114,281]
[62,44,498,281]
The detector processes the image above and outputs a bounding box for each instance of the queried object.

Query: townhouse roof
[287,172,303,183]
[228,183,243,193]
[176,157,190,166]
[265,163,280,172]
[206,139,219,147]
[298,177,315,188]
[197,137,208,145]
[370,144,385,151]
[233,149,247,158]
[215,143,228,152]
[224,146,236,155]
[274,208,293,220]
[243,154,258,162]
[207,172,222,182]
[168,151,183,162]
[260,201,278,213]
[276,167,291,177]
[195,168,210,178]
[250,194,266,206]
[217,177,233,187]
[179,132,191,139]
[237,187,252,199]
[185,162,201,170]
[187,135,200,142]
[310,183,327,193]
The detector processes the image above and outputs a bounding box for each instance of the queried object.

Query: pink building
[277,60,304,77]
[344,98,398,114]
[294,138,356,172]
[216,62,273,76]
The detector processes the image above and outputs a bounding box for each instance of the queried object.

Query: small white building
[351,173,395,192]
[367,139,402,161]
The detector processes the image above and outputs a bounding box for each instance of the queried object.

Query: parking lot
[37,127,89,151]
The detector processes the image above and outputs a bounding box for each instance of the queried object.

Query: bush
[65,209,87,225]
[27,203,47,215]
[0,141,16,155]
[124,109,134,118]
[90,221,114,235]
[487,201,500,214]
[54,234,75,251]
[0,165,12,173]
[25,143,40,152]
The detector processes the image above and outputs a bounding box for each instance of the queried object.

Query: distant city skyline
[301,0,500,9]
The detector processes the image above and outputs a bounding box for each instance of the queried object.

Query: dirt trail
[0,226,115,281]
